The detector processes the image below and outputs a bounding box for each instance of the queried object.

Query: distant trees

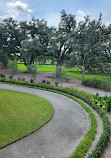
[0,11,111,85]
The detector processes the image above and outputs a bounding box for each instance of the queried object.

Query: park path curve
[0,84,90,158]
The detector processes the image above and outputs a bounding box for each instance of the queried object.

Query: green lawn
[17,63,56,72]
[0,89,53,148]
[17,63,80,72]
[17,63,110,83]
[67,72,111,82]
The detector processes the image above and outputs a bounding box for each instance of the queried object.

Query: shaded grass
[0,89,53,148]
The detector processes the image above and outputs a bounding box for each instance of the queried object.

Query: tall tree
[19,17,50,69]
[67,14,110,84]
[49,10,76,66]
[0,18,21,66]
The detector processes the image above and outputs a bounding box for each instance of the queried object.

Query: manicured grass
[67,72,111,82]
[17,63,80,72]
[17,63,56,72]
[0,89,53,148]
[17,63,27,71]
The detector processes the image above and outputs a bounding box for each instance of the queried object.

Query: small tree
[8,60,17,77]
[28,64,37,82]
[56,66,67,87]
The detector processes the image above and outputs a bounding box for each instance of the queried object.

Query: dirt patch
[0,69,110,96]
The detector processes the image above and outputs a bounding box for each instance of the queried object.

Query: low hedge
[83,78,111,91]
[0,78,110,157]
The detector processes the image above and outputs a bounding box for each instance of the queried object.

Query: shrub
[83,78,111,91]
[0,74,5,78]
[22,78,25,81]
[47,81,51,84]
[30,78,34,83]
[55,81,59,87]
[9,75,13,79]
[55,66,67,86]
[28,64,37,82]
[42,80,46,83]
[8,60,17,76]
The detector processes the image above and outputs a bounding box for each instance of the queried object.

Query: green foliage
[49,10,76,66]
[28,64,37,82]
[0,74,5,79]
[83,78,111,91]
[69,97,97,158]
[56,66,67,86]
[92,93,111,112]
[8,60,17,75]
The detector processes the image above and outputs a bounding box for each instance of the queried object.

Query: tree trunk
[23,59,29,72]
[81,66,85,84]
[57,50,61,66]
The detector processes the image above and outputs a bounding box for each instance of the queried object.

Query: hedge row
[83,78,111,91]
[0,78,110,157]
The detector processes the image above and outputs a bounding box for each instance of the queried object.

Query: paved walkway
[0,84,90,158]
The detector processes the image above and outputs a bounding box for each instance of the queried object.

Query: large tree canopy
[49,10,76,66]
[66,14,110,83]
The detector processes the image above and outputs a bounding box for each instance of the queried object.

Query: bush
[9,75,13,79]
[83,78,111,91]
[42,80,46,83]
[0,74,5,78]
[30,78,34,83]
[17,77,26,81]
[28,64,37,82]
[55,81,59,87]
[55,66,67,86]
[47,81,51,84]
[8,60,17,76]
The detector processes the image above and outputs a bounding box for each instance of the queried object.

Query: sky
[0,0,111,27]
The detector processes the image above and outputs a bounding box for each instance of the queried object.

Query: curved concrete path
[0,84,90,158]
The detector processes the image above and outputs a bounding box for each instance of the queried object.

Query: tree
[19,18,50,69]
[68,14,110,84]
[0,18,21,66]
[49,10,76,66]
[20,37,48,70]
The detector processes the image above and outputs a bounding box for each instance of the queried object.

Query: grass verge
[0,89,53,148]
